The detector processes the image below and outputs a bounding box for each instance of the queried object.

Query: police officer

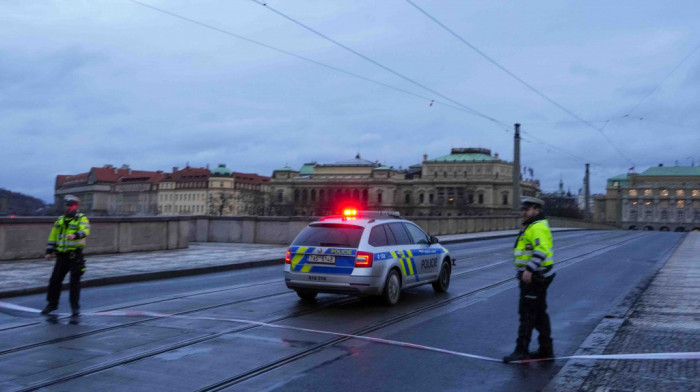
[503,196,555,363]
[41,195,90,316]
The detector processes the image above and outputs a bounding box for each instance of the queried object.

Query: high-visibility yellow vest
[513,219,553,273]
[46,213,90,253]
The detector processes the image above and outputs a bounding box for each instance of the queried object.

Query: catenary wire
[248,0,509,129]
[127,0,592,166]
[404,0,635,166]
[623,42,700,117]
[125,0,478,118]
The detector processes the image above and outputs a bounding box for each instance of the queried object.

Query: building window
[362,189,368,201]
[645,210,652,219]
[429,194,434,203]
[677,200,685,209]
[678,211,685,221]
[676,190,685,197]
[468,194,474,204]
[502,194,508,205]
[629,189,637,196]
[661,189,669,196]
[661,210,668,220]
[277,191,283,202]
[405,193,411,204]
[310,189,316,202]
[478,194,484,204]
[294,189,299,202]
[644,189,652,196]
[693,190,700,197]
[419,193,424,203]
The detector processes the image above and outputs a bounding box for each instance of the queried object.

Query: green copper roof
[639,166,700,176]
[431,148,494,162]
[299,163,315,175]
[275,166,294,172]
[373,166,391,171]
[211,164,232,176]
[606,173,629,187]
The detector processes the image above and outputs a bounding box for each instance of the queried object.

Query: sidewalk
[0,228,580,298]
[545,232,700,391]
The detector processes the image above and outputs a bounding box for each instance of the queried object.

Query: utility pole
[512,123,521,211]
[584,163,590,221]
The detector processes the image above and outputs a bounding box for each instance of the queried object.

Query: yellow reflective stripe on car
[291,246,308,269]
[301,264,312,273]
[399,259,407,276]
[405,258,415,275]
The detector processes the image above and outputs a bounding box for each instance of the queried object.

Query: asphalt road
[0,231,685,392]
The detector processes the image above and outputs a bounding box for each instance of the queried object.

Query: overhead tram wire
[125,1,471,117]
[623,42,700,118]
[126,1,590,165]
[404,0,635,167]
[247,0,510,131]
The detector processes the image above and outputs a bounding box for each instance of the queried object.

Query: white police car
[284,210,452,305]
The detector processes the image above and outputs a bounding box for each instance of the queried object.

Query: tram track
[11,232,648,391]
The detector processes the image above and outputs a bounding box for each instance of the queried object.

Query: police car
[284,210,453,305]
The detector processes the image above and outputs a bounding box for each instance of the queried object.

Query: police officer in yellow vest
[503,196,555,362]
[41,195,90,316]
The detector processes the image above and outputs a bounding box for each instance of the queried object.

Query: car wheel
[382,270,401,306]
[295,289,318,301]
[432,260,451,293]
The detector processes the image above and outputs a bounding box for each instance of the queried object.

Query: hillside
[0,188,49,216]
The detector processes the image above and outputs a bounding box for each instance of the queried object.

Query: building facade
[594,165,700,231]
[269,148,540,216]
[56,164,270,216]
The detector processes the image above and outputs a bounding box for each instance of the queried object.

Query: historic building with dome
[269,148,540,216]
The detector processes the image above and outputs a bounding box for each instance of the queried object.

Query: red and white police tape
[2,300,699,364]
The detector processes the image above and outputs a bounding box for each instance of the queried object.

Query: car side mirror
[429,235,440,244]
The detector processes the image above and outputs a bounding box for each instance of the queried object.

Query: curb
[542,232,687,392]
[0,228,587,299]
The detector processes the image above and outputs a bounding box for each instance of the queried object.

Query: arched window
[302,189,308,201]
[353,189,360,200]
[277,191,283,202]
[310,189,316,202]
[377,191,383,204]
[294,189,300,202]
[362,189,368,201]
[319,189,325,201]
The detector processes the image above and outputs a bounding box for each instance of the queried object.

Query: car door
[402,222,439,281]
[386,222,421,285]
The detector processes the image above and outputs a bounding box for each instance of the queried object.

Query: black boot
[71,305,80,316]
[503,344,530,363]
[530,340,554,360]
[41,304,57,315]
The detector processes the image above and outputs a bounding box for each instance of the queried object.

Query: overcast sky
[2,0,699,203]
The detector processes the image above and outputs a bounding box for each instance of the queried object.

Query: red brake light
[285,249,291,264]
[354,251,373,268]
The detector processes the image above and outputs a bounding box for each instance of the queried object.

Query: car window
[387,223,412,245]
[368,225,389,247]
[404,223,429,245]
[292,223,363,248]
[384,224,398,246]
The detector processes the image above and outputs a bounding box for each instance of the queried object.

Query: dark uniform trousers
[517,273,554,349]
[46,250,84,308]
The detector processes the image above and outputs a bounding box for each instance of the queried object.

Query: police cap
[520,196,544,209]
[65,195,80,206]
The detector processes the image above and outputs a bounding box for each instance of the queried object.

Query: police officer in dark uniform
[41,195,90,316]
[503,196,556,363]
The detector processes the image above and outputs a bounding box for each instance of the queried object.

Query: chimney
[658,163,663,167]
[173,167,179,173]
[423,154,428,162]
[120,164,130,170]
[494,153,499,160]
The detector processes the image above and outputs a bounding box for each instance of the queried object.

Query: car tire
[382,270,401,306]
[432,260,451,293]
[295,289,318,301]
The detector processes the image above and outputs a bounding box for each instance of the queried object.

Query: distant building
[541,179,581,219]
[55,165,164,216]
[269,148,540,216]
[594,165,700,231]
[55,164,270,216]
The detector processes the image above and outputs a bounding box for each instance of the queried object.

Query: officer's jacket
[46,213,90,254]
[513,219,553,273]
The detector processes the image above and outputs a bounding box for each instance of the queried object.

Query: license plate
[308,255,335,264]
